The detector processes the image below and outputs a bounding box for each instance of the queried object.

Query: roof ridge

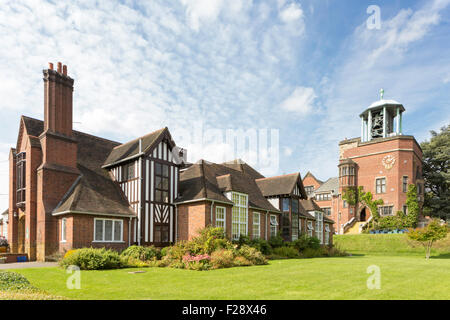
[255,172,299,181]
[20,115,122,145]
[112,127,166,150]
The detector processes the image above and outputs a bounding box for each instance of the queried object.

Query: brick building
[7,63,333,261]
[305,92,424,234]
[0,209,8,239]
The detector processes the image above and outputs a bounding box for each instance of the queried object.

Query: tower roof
[359,99,405,118]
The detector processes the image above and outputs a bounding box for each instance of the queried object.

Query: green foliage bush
[60,247,122,270]
[210,249,235,269]
[292,234,321,251]
[268,235,285,248]
[0,272,35,291]
[301,248,326,258]
[272,246,300,259]
[249,238,272,255]
[233,256,253,266]
[237,245,267,265]
[121,245,160,261]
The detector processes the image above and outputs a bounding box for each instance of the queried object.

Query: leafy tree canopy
[421,125,450,220]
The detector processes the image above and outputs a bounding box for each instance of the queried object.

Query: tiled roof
[314,177,339,195]
[221,160,265,180]
[255,173,306,198]
[21,116,135,217]
[303,171,324,185]
[176,160,280,213]
[103,127,168,167]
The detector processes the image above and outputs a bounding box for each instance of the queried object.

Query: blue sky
[1,0,450,209]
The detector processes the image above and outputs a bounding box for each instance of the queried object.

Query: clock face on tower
[382,155,396,170]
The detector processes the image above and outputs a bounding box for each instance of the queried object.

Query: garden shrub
[210,249,235,269]
[0,272,35,291]
[121,245,160,261]
[301,247,326,258]
[249,238,272,255]
[182,227,228,255]
[237,245,267,265]
[60,247,122,270]
[63,249,77,259]
[268,235,285,248]
[272,246,300,259]
[233,256,252,266]
[292,234,321,251]
[182,253,211,271]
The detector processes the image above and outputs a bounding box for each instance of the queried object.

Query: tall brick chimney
[37,62,79,261]
[43,62,74,136]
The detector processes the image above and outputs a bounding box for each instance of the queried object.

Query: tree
[421,125,450,220]
[407,219,448,259]
[343,186,383,220]
[405,184,420,228]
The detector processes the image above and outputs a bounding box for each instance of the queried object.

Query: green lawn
[9,254,450,300]
[334,233,450,257]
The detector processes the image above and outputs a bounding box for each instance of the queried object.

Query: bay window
[94,218,123,242]
[315,211,323,244]
[216,206,226,230]
[61,218,67,242]
[16,152,26,206]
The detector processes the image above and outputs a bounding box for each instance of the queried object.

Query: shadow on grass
[430,253,450,259]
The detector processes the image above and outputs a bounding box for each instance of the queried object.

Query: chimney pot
[57,62,62,73]
[63,65,67,76]
[48,62,54,70]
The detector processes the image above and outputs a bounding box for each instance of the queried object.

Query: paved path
[0,261,58,270]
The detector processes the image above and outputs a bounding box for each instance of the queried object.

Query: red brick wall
[328,136,424,231]
[303,174,322,193]
[177,202,208,241]
[57,214,130,253]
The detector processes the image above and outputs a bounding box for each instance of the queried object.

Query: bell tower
[360,89,405,142]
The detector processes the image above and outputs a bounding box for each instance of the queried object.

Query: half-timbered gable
[103,127,184,246]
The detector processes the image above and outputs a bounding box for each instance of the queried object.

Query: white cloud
[180,0,224,31]
[280,86,316,115]
[279,2,303,23]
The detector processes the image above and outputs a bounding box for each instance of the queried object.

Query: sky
[0,0,450,210]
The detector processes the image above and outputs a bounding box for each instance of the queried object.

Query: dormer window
[16,152,26,207]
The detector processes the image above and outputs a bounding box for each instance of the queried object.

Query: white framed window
[216,206,226,230]
[325,224,330,245]
[379,206,393,216]
[231,192,248,240]
[376,177,386,194]
[270,215,278,237]
[61,218,67,243]
[253,212,260,239]
[298,219,302,233]
[307,221,314,237]
[315,211,323,244]
[94,218,123,242]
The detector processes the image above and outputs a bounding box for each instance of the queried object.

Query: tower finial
[379,88,384,100]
